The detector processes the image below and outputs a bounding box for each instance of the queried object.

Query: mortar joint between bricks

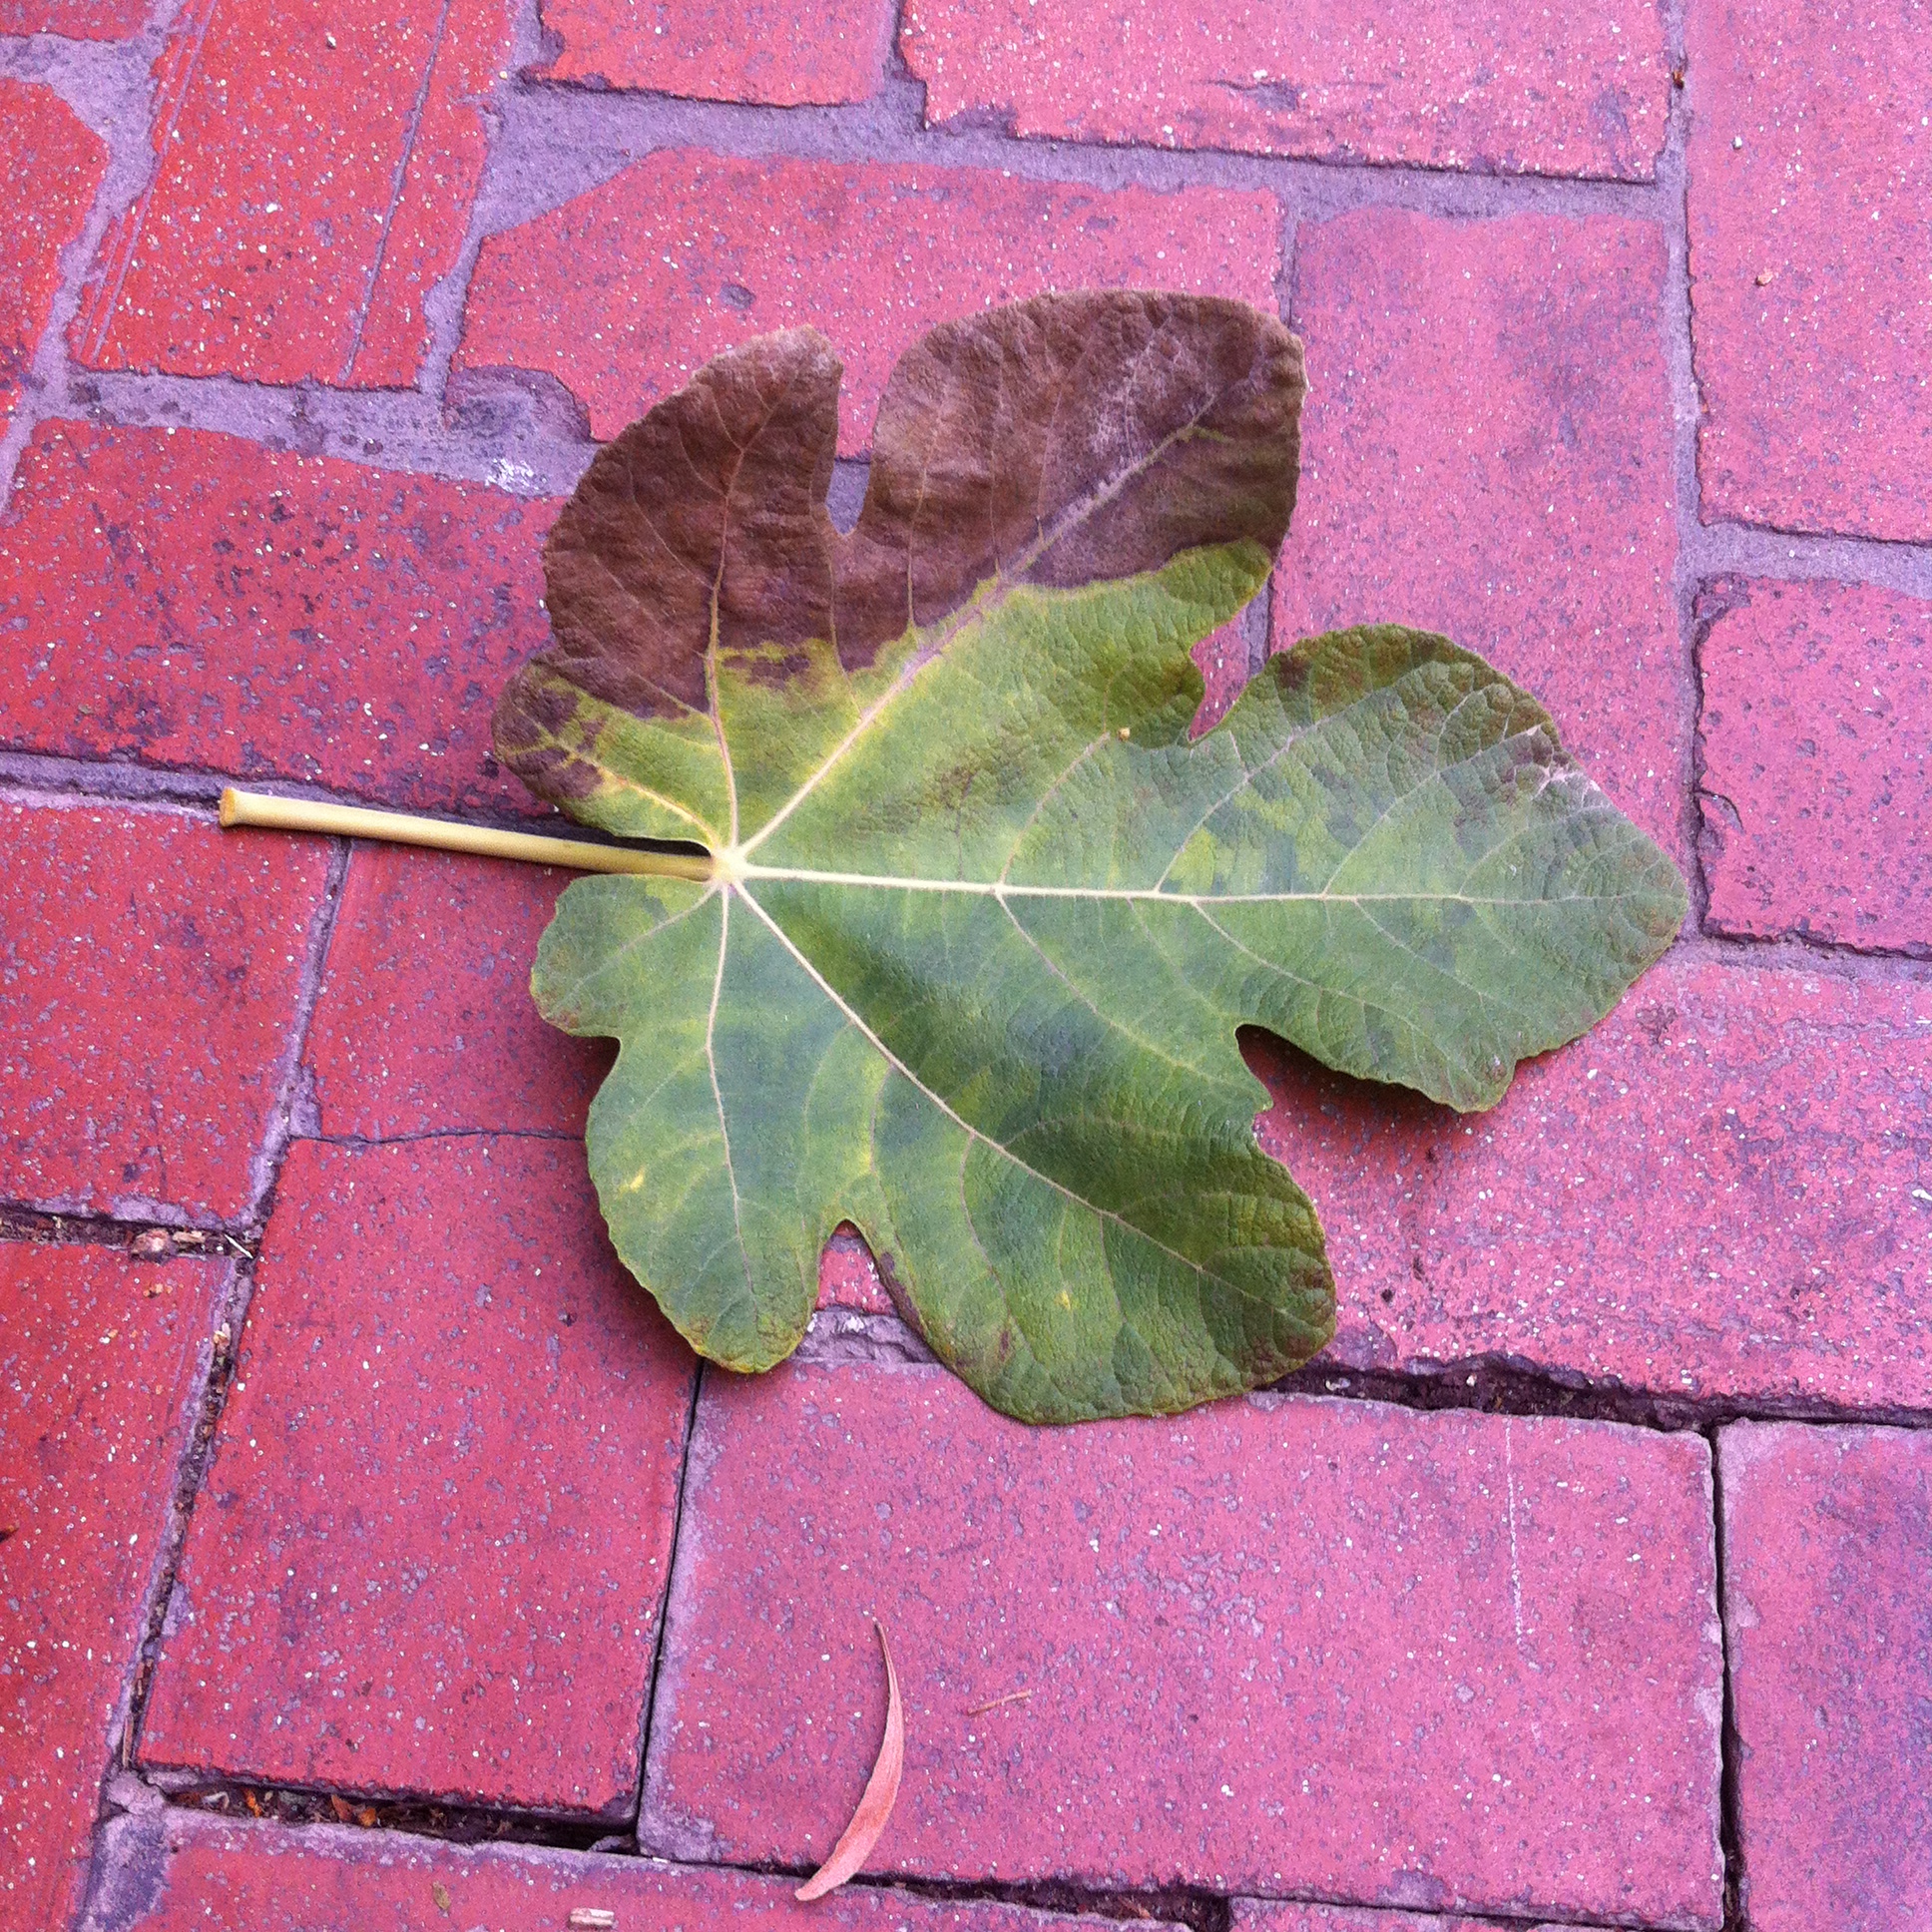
[632,1359,710,1835]
[106,1235,268,1784]
[1704,1422,1750,1932]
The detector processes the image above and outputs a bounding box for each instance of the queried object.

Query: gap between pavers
[75,1805,1196,1931]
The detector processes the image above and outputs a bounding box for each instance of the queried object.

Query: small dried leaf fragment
[795,1622,904,1902]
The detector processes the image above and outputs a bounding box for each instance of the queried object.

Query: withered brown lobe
[494,290,1305,809]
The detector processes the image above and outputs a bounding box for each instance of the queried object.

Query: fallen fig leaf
[796,1621,904,1903]
[494,291,1686,1424]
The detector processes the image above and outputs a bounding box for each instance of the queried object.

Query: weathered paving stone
[1686,0,1931,543]
[1719,1423,1932,1932]
[1270,208,1684,866]
[816,1223,895,1314]
[536,0,893,101]
[137,1136,698,1818]
[0,800,331,1224]
[78,1809,1169,1931]
[1698,579,1931,954]
[0,82,107,425]
[900,0,1670,181]
[454,151,1280,450]
[71,0,509,385]
[1253,952,1932,1414]
[1232,1904,1588,1931]
[303,846,609,1140]
[2,1243,224,1932]
[643,1360,1724,1925]
[0,422,558,819]
[0,0,143,33]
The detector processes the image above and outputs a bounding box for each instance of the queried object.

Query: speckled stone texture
[0,801,331,1223]
[816,1223,896,1313]
[1687,0,1932,542]
[71,0,510,385]
[303,845,610,1139]
[1231,1906,1587,1932]
[1253,953,1932,1413]
[1698,579,1931,954]
[900,0,1670,180]
[0,422,559,818]
[454,152,1281,449]
[644,1361,1724,1926]
[136,1136,697,1817]
[0,83,106,424]
[78,1809,1175,1932]
[1270,208,1684,865]
[535,0,893,100]
[1719,1423,1932,1932]
[1,1244,224,1932]
[0,0,143,32]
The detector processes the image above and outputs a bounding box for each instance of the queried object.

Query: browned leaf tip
[794,1620,904,1903]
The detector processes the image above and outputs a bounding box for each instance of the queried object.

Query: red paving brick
[644,1362,1723,1925]
[304,846,609,1140]
[1254,952,1932,1413]
[0,0,144,32]
[79,1810,1166,1932]
[0,422,558,819]
[71,0,509,386]
[1272,208,1683,862]
[537,0,892,101]
[816,1223,895,1314]
[0,800,330,1224]
[455,151,1280,450]
[1718,1423,1932,1932]
[0,83,106,426]
[2,1243,223,1932]
[1698,579,1931,954]
[1687,0,1932,543]
[137,1136,697,1818]
[1232,1907,1583,1932]
[901,0,1670,181]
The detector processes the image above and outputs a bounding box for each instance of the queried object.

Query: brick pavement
[1,4,1928,1928]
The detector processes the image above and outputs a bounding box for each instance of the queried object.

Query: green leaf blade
[501,294,1684,1423]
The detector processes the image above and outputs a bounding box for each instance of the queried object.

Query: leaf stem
[218,787,716,881]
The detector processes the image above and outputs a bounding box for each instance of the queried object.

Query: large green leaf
[494,292,1685,1424]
